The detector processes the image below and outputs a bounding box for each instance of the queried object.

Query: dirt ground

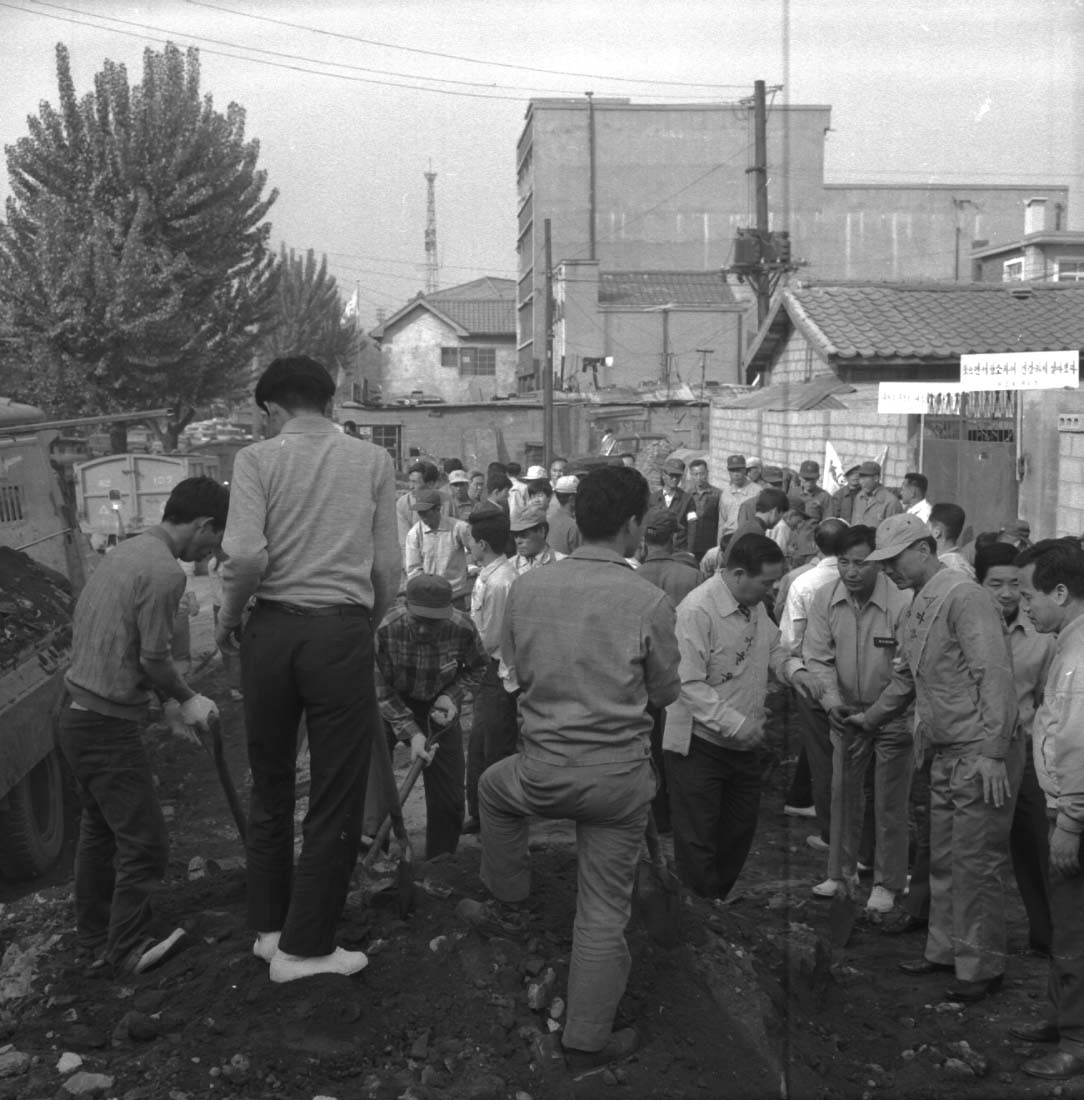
[0,615,1072,1100]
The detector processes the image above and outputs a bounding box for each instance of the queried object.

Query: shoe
[269,946,369,983]
[811,875,858,899]
[805,834,829,852]
[865,886,897,913]
[1021,1051,1084,1080]
[563,1027,641,1071]
[131,928,190,975]
[784,804,817,818]
[945,974,1003,1003]
[461,816,481,836]
[857,861,872,875]
[880,910,927,935]
[253,931,281,962]
[456,898,529,940]
[1009,1020,1060,1044]
[898,958,954,975]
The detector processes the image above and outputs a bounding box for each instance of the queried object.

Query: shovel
[361,722,417,918]
[198,714,248,844]
[633,810,682,948]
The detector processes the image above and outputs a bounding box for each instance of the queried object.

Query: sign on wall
[960,350,1079,391]
[877,382,962,414]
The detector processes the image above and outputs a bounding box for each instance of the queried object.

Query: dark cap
[799,460,820,478]
[763,466,784,485]
[405,575,453,619]
[253,356,335,411]
[726,454,747,471]
[412,488,443,512]
[510,499,550,532]
[643,506,679,539]
[663,457,686,475]
[469,502,506,524]
[858,461,882,477]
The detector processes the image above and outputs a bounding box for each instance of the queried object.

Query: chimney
[1024,198,1048,236]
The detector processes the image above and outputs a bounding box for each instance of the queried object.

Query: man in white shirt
[405,488,473,606]
[901,472,932,524]
[929,502,976,580]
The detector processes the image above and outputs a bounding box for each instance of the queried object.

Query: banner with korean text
[877,382,963,414]
[959,350,1079,391]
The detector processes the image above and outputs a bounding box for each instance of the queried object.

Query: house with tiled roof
[971,197,1084,284]
[549,260,749,396]
[370,277,517,403]
[712,280,1084,537]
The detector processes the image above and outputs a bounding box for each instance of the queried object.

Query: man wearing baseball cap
[404,487,473,607]
[851,461,903,528]
[509,499,566,574]
[797,460,832,518]
[217,355,400,982]
[718,455,760,541]
[448,468,474,520]
[843,512,1020,1004]
[648,457,693,551]
[374,574,487,858]
[546,474,581,556]
[829,464,863,523]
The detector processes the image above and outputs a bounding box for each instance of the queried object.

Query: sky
[0,0,1080,329]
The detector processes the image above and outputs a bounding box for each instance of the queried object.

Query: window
[1002,258,1024,282]
[0,483,24,523]
[365,425,402,469]
[440,346,497,376]
[1056,260,1084,283]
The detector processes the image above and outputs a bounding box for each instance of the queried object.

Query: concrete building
[515,97,1068,392]
[972,197,1084,283]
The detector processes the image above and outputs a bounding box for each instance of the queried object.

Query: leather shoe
[880,911,927,935]
[1009,1020,1060,1044]
[945,973,1003,1003]
[1021,1050,1084,1080]
[898,958,953,975]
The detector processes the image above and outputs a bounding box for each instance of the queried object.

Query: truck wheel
[0,750,66,880]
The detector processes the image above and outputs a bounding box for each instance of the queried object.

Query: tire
[0,750,66,880]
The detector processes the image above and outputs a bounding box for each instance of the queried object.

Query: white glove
[410,731,437,767]
[429,694,458,729]
[164,699,201,745]
[180,693,219,732]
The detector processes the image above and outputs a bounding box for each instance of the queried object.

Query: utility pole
[586,91,597,262]
[696,348,714,445]
[424,162,439,295]
[543,218,554,466]
[751,80,771,327]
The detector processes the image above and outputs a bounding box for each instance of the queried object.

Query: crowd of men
[59,355,1084,1079]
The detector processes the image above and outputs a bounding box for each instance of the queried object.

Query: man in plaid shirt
[374,575,488,857]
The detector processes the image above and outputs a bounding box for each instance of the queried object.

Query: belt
[255,598,370,619]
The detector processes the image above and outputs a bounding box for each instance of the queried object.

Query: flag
[823,441,846,490]
[343,283,360,320]
[873,444,889,473]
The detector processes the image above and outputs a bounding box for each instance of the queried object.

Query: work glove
[180,693,219,732]
[163,699,201,746]
[410,731,438,767]
[429,694,458,729]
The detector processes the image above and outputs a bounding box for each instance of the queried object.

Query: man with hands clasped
[840,513,1019,1005]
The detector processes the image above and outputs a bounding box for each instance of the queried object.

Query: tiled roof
[428,277,515,301]
[785,282,1084,362]
[720,374,854,410]
[599,271,738,308]
[423,297,515,336]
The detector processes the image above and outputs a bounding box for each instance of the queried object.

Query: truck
[0,400,168,879]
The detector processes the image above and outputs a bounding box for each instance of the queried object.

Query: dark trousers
[402,698,464,858]
[794,691,833,842]
[467,658,518,819]
[786,746,813,807]
[1047,819,1084,1057]
[647,704,671,832]
[58,708,169,971]
[903,750,933,922]
[1011,748,1053,952]
[665,738,762,900]
[241,604,375,958]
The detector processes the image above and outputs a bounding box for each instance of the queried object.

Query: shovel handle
[202,714,248,845]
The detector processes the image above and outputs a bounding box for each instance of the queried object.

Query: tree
[0,42,278,449]
[260,245,363,385]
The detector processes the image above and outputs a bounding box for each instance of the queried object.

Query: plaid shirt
[375,605,487,742]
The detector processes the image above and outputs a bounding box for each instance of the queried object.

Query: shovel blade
[634,860,682,948]
[828,892,856,949]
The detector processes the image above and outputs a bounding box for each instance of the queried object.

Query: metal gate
[922,391,1018,538]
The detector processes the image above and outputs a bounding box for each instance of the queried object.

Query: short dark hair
[528,483,553,500]
[505,462,522,477]
[929,502,966,543]
[555,491,575,506]
[904,472,928,496]
[576,466,650,540]
[726,532,784,575]
[689,458,708,471]
[408,461,440,485]
[834,524,876,558]
[487,472,512,494]
[163,476,229,531]
[469,510,510,552]
[551,455,567,464]
[975,541,1019,583]
[755,487,789,515]
[443,458,465,474]
[254,356,335,413]
[486,461,507,478]
[1016,538,1084,598]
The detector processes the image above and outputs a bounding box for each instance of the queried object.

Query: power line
[185,0,749,91]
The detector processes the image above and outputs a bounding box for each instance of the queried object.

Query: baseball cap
[858,461,882,477]
[405,574,453,620]
[745,456,762,469]
[1000,519,1030,541]
[468,502,506,524]
[412,488,443,512]
[524,465,549,481]
[554,475,579,494]
[510,500,550,532]
[643,506,679,539]
[763,466,784,485]
[663,457,686,475]
[865,513,932,562]
[448,469,470,485]
[799,460,820,478]
[726,454,747,471]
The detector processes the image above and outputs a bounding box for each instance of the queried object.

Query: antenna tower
[424,163,439,295]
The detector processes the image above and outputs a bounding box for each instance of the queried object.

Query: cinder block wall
[1056,429,1084,537]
